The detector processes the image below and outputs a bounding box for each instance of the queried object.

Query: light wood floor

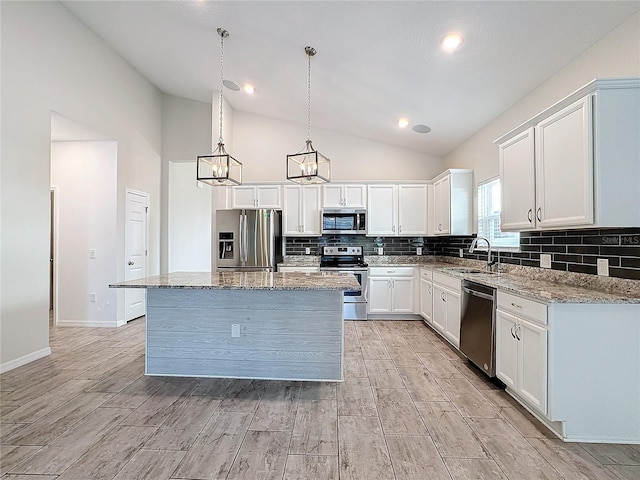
[1,318,639,480]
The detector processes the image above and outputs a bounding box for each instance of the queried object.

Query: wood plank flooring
[1,318,638,480]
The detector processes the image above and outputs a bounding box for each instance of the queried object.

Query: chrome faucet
[469,236,496,271]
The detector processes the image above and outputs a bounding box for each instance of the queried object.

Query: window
[477,177,520,250]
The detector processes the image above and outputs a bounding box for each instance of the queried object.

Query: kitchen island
[110,271,360,381]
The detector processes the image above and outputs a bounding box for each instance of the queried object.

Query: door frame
[124,188,149,324]
[50,186,59,326]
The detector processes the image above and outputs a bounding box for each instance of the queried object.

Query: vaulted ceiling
[62,1,639,156]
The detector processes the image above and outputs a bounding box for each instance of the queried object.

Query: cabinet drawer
[497,291,547,325]
[432,271,461,292]
[369,266,415,277]
[420,267,433,281]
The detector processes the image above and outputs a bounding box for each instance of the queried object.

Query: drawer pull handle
[511,302,523,309]
[515,324,521,341]
[527,209,533,223]
[510,324,516,338]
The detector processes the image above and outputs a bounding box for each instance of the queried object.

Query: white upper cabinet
[322,184,367,208]
[496,78,640,231]
[283,185,321,236]
[231,185,281,209]
[367,184,428,236]
[432,170,473,236]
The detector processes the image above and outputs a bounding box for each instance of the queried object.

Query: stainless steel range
[320,246,368,320]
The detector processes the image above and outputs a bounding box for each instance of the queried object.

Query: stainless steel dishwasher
[460,280,497,377]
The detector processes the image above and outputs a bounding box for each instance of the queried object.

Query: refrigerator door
[244,210,274,269]
[216,210,242,269]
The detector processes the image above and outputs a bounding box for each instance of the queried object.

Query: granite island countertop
[110,271,361,291]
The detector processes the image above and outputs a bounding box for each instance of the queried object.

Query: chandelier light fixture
[197,28,242,186]
[286,46,330,184]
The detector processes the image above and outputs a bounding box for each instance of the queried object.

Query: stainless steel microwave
[322,209,366,234]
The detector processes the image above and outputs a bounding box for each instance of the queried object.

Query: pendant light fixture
[286,46,330,184]
[197,28,242,186]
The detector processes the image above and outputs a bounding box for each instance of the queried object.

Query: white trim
[56,319,120,328]
[50,185,60,326]
[0,347,52,374]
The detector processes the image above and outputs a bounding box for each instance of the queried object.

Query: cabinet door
[398,185,428,235]
[518,319,548,414]
[432,285,446,334]
[322,185,344,207]
[496,310,518,390]
[536,95,593,229]
[282,186,302,236]
[232,186,257,209]
[433,176,451,235]
[443,288,461,348]
[256,185,282,209]
[301,186,321,236]
[368,277,393,313]
[367,185,397,235]
[391,277,414,313]
[344,185,367,208]
[499,128,536,230]
[419,278,433,323]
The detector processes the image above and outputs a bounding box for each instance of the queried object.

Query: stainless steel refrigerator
[216,209,283,271]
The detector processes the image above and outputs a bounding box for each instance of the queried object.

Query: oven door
[320,267,368,320]
[342,269,367,303]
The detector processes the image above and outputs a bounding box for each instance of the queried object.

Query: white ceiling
[61,1,639,157]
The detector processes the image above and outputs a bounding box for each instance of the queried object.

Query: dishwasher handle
[462,285,495,301]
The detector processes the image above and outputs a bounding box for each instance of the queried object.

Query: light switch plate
[305,247,311,255]
[89,249,96,259]
[459,248,464,258]
[377,247,383,255]
[540,254,552,269]
[89,293,97,303]
[416,247,422,256]
[597,258,609,276]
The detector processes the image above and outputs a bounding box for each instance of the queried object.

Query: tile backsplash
[285,227,640,280]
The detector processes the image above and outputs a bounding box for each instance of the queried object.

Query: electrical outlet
[231,324,240,338]
[89,249,96,259]
[377,247,383,255]
[597,258,609,276]
[305,247,311,255]
[416,247,422,256]
[459,248,464,258]
[89,293,97,303]
[540,254,552,269]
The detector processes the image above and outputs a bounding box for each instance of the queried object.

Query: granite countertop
[110,271,361,292]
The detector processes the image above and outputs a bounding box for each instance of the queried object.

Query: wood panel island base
[110,271,360,382]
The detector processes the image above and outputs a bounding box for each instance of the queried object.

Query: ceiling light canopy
[197,28,242,186]
[222,79,240,91]
[441,32,464,52]
[286,46,330,184]
[412,124,432,134]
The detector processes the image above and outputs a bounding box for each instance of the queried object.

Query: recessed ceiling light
[412,124,432,134]
[223,79,240,91]
[441,33,464,52]
[398,118,409,128]
[243,84,256,94]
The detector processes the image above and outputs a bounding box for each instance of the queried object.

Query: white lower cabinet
[419,268,433,324]
[368,267,414,314]
[496,292,548,415]
[431,272,461,348]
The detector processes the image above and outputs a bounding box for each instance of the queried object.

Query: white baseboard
[1,347,52,374]
[56,319,119,328]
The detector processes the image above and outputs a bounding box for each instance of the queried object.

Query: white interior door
[125,189,148,321]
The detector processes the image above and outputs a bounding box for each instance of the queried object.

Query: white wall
[168,162,212,272]
[231,111,446,183]
[1,1,162,370]
[444,12,640,185]
[51,141,118,326]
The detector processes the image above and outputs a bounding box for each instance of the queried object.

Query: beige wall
[1,1,162,369]
[444,12,640,186]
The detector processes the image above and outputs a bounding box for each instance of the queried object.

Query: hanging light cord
[218,29,226,145]
[307,51,312,143]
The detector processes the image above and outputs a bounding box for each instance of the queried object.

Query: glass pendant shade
[197,142,242,186]
[286,140,330,184]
